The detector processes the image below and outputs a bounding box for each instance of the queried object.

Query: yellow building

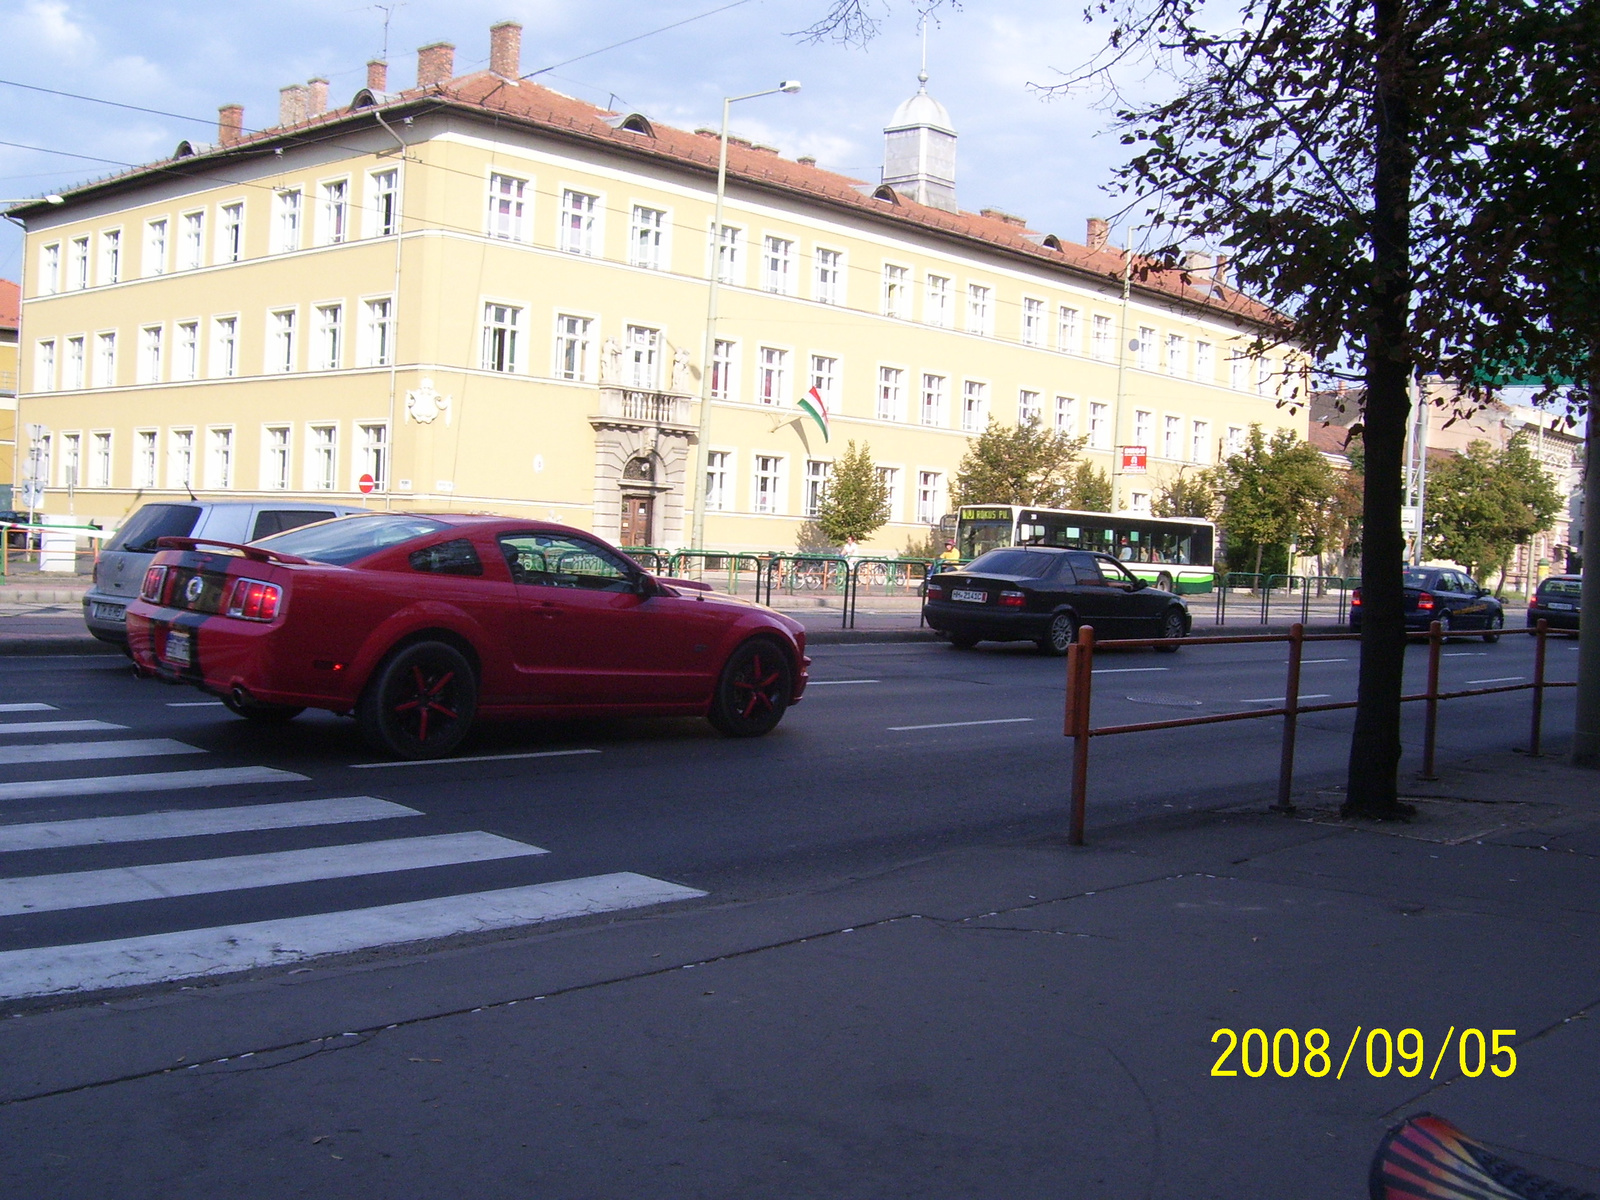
[1,278,17,502]
[6,21,1306,553]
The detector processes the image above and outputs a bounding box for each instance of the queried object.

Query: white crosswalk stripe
[0,797,420,852]
[0,765,307,803]
[0,703,58,713]
[0,738,205,767]
[0,720,127,736]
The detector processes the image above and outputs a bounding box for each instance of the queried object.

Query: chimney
[417,41,455,88]
[279,83,309,126]
[1213,254,1231,291]
[797,155,817,168]
[489,21,522,78]
[217,104,244,147]
[366,59,388,91]
[1086,217,1110,254]
[306,77,329,117]
[980,207,1027,228]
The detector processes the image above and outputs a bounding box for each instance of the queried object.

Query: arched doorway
[619,456,655,546]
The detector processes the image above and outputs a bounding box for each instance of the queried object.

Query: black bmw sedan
[923,546,1192,653]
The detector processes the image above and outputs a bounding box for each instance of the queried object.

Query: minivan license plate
[164,628,192,666]
[952,589,987,603]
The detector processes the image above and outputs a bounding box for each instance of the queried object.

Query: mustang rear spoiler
[155,536,310,565]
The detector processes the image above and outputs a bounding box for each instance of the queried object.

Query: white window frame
[876,365,906,422]
[1018,389,1042,426]
[1230,351,1250,390]
[174,321,200,381]
[313,302,343,371]
[367,169,399,238]
[65,335,86,389]
[966,284,993,336]
[93,330,117,388]
[710,222,744,285]
[1195,340,1214,382]
[89,431,112,489]
[629,204,667,269]
[168,428,195,490]
[813,246,844,304]
[262,424,292,490]
[99,228,122,285]
[961,379,988,432]
[559,188,601,256]
[803,459,832,518]
[142,219,167,277]
[876,465,902,522]
[1058,305,1081,354]
[359,296,393,367]
[355,421,388,491]
[920,373,947,427]
[487,172,530,242]
[1137,326,1157,371]
[267,308,297,374]
[625,324,661,390]
[808,354,839,410]
[1225,425,1245,456]
[553,312,594,382]
[1054,394,1077,435]
[705,449,733,512]
[1133,409,1153,446]
[1191,419,1210,464]
[752,454,785,515]
[138,324,163,384]
[271,190,301,254]
[318,177,351,246]
[916,470,943,525]
[39,242,60,295]
[1091,314,1113,361]
[1166,333,1187,377]
[1021,297,1045,347]
[882,262,910,318]
[69,236,90,289]
[1163,414,1182,459]
[211,315,239,379]
[132,429,159,489]
[711,339,737,401]
[481,301,523,373]
[306,423,339,491]
[206,426,235,490]
[34,339,56,392]
[179,210,205,269]
[762,234,795,295]
[59,432,82,489]
[1089,402,1110,449]
[218,200,245,262]
[924,274,952,328]
[756,345,789,407]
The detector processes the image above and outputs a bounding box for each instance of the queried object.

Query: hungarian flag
[798,386,830,442]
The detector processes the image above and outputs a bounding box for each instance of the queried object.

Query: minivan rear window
[107,504,202,552]
[254,514,446,565]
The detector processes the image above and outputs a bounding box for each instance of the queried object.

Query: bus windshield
[958,517,1015,560]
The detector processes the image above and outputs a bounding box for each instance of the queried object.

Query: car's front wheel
[357,640,478,759]
[1152,607,1187,653]
[1483,612,1503,643]
[1038,612,1076,656]
[708,638,793,737]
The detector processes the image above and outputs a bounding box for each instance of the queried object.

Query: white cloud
[12,0,92,54]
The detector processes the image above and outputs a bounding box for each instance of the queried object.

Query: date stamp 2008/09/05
[1210,1027,1516,1081]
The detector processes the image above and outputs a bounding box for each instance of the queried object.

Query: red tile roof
[0,278,19,329]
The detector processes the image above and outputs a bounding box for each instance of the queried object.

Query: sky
[0,0,1144,283]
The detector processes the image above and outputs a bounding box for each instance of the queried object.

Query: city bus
[953,504,1217,593]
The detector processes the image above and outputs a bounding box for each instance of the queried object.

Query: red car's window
[498,533,636,592]
[256,513,445,565]
[409,538,484,577]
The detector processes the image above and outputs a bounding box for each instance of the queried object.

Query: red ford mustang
[126,513,809,758]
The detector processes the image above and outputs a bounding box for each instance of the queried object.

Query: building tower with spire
[881,46,957,212]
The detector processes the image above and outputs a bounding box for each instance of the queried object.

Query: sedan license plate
[164,627,192,666]
[951,588,988,604]
[91,601,126,622]
[1548,602,1574,610]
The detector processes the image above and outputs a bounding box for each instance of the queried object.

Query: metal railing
[843,557,937,628]
[759,555,851,626]
[1213,572,1360,626]
[618,546,671,572]
[1061,618,1575,846]
[667,550,767,597]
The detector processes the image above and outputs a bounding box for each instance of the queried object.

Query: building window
[1225,425,1245,456]
[60,433,81,489]
[1166,333,1186,377]
[757,346,788,406]
[139,325,163,384]
[1137,326,1157,370]
[1054,395,1077,435]
[1130,490,1151,514]
[175,321,199,381]
[1229,352,1250,390]
[272,190,300,254]
[712,224,742,284]
[94,332,117,388]
[1191,420,1210,464]
[206,427,234,489]
[99,230,121,284]
[90,433,112,488]
[1163,414,1182,459]
[762,236,794,294]
[705,450,731,511]
[369,170,398,237]
[814,247,842,304]
[874,366,904,421]
[314,303,343,370]
[308,424,338,490]
[357,422,388,490]
[876,466,900,520]
[65,336,86,389]
[143,219,167,277]
[921,373,947,427]
[263,426,291,490]
[1058,305,1081,353]
[268,309,297,373]
[1022,297,1045,347]
[480,303,521,372]
[1133,409,1153,446]
[169,429,194,490]
[219,202,244,262]
[488,173,529,241]
[924,274,952,328]
[966,284,992,335]
[803,459,831,517]
[361,298,393,366]
[1018,389,1041,426]
[711,339,736,400]
[212,317,238,378]
[624,325,660,389]
[1089,402,1110,449]
[1257,356,1274,395]
[553,314,592,381]
[319,179,350,245]
[35,340,56,392]
[560,190,600,255]
[70,236,89,289]
[133,430,158,489]
[40,242,60,294]
[1195,340,1213,381]
[882,264,909,318]
[35,434,52,488]
[753,455,782,514]
[809,354,838,409]
[630,205,665,268]
[1091,314,1113,360]
[961,380,987,432]
[916,471,942,524]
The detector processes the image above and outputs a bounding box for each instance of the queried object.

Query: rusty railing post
[1421,619,1443,780]
[1065,624,1096,846]
[1274,622,1305,812]
[1530,618,1548,757]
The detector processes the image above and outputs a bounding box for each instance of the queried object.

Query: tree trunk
[1344,0,1416,820]
[1253,542,1264,586]
[1572,360,1600,767]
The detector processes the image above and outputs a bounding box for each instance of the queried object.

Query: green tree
[1152,469,1215,519]
[814,440,891,545]
[1211,426,1338,579]
[1062,461,1113,512]
[1425,436,1561,587]
[951,418,1091,508]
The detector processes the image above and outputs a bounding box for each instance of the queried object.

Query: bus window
[958,517,1014,559]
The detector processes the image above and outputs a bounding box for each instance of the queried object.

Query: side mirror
[1477,586,1491,597]
[636,573,658,598]
[1132,577,1148,590]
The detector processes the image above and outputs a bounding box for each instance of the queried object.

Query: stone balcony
[592,387,696,432]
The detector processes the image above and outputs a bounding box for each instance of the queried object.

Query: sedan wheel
[1156,571,1174,593]
[1152,607,1187,653]
[221,693,305,723]
[357,641,478,759]
[1038,612,1076,656]
[1483,612,1503,643]
[708,638,793,737]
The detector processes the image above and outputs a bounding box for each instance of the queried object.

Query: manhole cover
[1123,694,1204,708]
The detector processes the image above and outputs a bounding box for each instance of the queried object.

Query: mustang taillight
[1416,591,1435,611]
[140,565,167,602]
[225,578,283,621]
[1350,588,1361,607]
[999,590,1027,608]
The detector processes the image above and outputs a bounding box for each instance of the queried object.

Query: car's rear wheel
[1156,571,1175,593]
[357,641,478,759]
[221,693,305,723]
[1483,612,1503,643]
[1038,612,1076,656]
[708,638,792,737]
[1439,611,1454,639]
[947,632,979,650]
[1153,607,1187,653]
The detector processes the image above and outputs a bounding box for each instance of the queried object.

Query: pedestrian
[939,539,961,564]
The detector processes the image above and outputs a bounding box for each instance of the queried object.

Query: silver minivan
[85,500,366,645]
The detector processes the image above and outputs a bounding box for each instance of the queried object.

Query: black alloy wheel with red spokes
[708,638,793,737]
[358,640,479,759]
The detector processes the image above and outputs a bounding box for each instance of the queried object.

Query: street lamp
[689,80,801,551]
[1,195,65,206]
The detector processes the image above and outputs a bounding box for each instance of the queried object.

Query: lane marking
[0,797,421,853]
[0,704,57,713]
[0,873,707,1000]
[805,679,881,686]
[166,701,225,708]
[0,739,205,768]
[350,748,602,770]
[1300,658,1348,664]
[1092,667,1169,675]
[1443,652,1487,658]
[1238,694,1333,704]
[888,718,1035,732]
[0,720,128,736]
[0,766,307,804]
[0,831,547,916]
[1465,676,1524,685]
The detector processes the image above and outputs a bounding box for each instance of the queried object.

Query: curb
[805,628,942,645]
[0,588,92,603]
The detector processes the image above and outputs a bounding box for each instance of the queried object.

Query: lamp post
[688,80,800,551]
[1,195,64,206]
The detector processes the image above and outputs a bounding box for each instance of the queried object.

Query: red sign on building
[1120,446,1148,474]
